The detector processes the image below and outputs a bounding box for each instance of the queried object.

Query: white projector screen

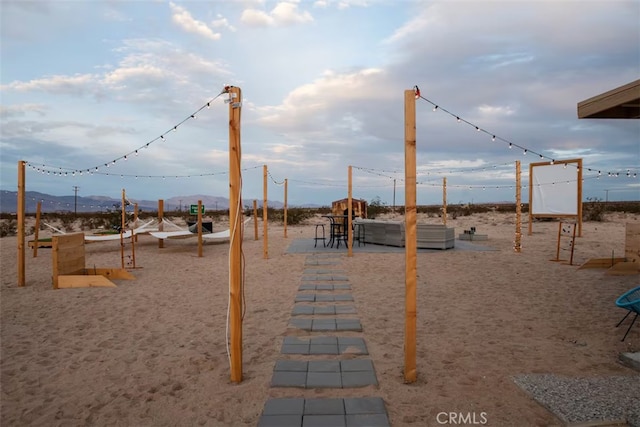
[531,163,579,215]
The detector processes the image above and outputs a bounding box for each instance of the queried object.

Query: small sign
[190,204,205,215]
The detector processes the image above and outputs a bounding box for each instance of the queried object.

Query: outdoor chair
[615,285,640,342]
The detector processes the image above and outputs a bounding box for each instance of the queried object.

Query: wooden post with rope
[228,86,244,383]
[404,89,417,383]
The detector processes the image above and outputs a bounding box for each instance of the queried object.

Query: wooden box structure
[52,233,134,289]
[331,198,368,218]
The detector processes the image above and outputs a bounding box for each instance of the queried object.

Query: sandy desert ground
[1,211,639,426]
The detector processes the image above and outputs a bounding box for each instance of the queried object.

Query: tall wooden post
[158,199,164,248]
[253,200,259,240]
[121,189,126,269]
[404,90,417,383]
[197,200,203,258]
[284,179,288,238]
[348,166,353,257]
[228,86,244,383]
[515,161,522,253]
[17,160,26,286]
[134,203,139,243]
[33,201,42,258]
[577,159,583,237]
[442,177,447,226]
[263,164,268,259]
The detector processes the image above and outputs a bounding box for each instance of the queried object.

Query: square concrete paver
[288,318,362,332]
[281,336,367,355]
[270,359,377,388]
[258,397,390,427]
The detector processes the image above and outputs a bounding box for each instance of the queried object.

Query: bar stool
[314,223,326,247]
[354,222,365,247]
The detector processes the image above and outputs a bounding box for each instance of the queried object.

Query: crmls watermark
[436,412,488,425]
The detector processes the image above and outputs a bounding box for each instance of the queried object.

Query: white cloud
[477,104,516,117]
[0,104,47,118]
[211,15,236,32]
[1,74,98,96]
[169,2,221,40]
[241,1,313,27]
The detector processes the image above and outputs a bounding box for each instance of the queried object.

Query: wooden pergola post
[515,161,522,253]
[33,201,42,258]
[17,160,26,286]
[263,164,268,259]
[404,89,417,383]
[253,200,259,240]
[158,199,164,249]
[120,189,126,269]
[284,179,288,239]
[348,166,353,257]
[197,199,203,258]
[228,86,244,383]
[442,177,447,226]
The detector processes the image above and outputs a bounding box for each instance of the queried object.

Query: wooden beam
[515,161,522,253]
[404,89,417,383]
[577,79,640,119]
[17,160,25,286]
[263,164,268,259]
[158,199,164,249]
[33,201,42,258]
[284,179,288,239]
[348,165,353,257]
[228,86,244,383]
[253,200,258,240]
[197,199,203,257]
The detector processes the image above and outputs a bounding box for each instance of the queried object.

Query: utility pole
[179,199,182,212]
[393,178,396,211]
[72,186,80,216]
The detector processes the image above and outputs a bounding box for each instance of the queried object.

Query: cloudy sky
[1,0,638,207]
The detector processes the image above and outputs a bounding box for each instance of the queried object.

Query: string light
[25,89,227,176]
[415,88,634,179]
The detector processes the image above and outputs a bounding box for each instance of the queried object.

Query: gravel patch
[513,374,640,426]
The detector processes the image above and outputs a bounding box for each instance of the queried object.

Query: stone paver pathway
[257,253,390,427]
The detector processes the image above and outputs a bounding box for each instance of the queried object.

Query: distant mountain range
[0,191,297,213]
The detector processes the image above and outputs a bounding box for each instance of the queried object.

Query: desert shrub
[368,196,390,218]
[0,220,17,237]
[583,197,605,221]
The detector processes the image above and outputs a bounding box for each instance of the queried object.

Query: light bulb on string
[456,117,461,122]
[523,149,527,155]
[492,135,496,142]
[173,126,177,132]
[475,126,480,132]
[191,114,196,119]
[207,102,210,109]
[433,106,438,112]
[508,143,512,149]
